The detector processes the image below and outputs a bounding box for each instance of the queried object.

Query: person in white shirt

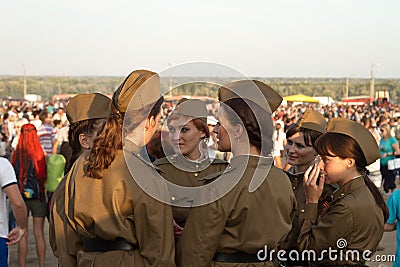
[272,120,286,168]
[0,158,27,266]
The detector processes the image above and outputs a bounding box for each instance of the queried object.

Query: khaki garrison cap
[66,93,111,124]
[113,70,160,113]
[218,80,282,113]
[326,118,380,165]
[177,97,189,105]
[171,98,208,124]
[299,110,327,133]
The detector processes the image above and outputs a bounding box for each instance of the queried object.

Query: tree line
[0,76,399,103]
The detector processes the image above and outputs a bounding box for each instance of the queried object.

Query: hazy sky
[1,0,399,78]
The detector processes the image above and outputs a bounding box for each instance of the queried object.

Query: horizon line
[0,74,399,80]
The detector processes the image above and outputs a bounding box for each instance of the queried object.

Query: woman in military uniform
[282,110,336,265]
[63,70,176,267]
[299,118,388,266]
[177,80,296,266]
[154,98,228,229]
[49,93,112,266]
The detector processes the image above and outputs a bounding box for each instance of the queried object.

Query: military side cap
[177,97,189,105]
[66,93,111,124]
[326,118,379,165]
[113,70,160,112]
[218,80,282,113]
[171,98,208,123]
[299,110,327,133]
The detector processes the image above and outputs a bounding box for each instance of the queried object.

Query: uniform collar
[229,155,274,193]
[123,138,158,169]
[165,153,214,172]
[286,167,305,183]
[332,175,365,201]
[287,166,306,176]
[230,154,273,170]
[123,137,142,155]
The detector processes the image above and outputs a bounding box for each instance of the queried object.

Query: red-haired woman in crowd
[11,123,47,267]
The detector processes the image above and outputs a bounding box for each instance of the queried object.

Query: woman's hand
[304,163,325,203]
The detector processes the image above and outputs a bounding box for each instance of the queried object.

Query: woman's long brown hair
[66,118,107,173]
[87,97,163,178]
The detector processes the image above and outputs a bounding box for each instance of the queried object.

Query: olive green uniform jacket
[177,155,296,267]
[283,169,336,252]
[298,177,384,265]
[64,147,176,267]
[154,154,228,226]
[49,176,82,267]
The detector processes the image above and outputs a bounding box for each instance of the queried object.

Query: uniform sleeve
[298,202,353,252]
[49,194,59,255]
[49,180,82,267]
[134,192,176,267]
[177,199,227,267]
[386,193,399,224]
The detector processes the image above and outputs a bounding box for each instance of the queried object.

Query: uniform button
[340,193,345,197]
[294,178,298,181]
[170,157,174,160]
[301,209,305,213]
[195,165,199,168]
[194,173,199,177]
[171,196,176,201]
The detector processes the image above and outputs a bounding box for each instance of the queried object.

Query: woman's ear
[235,124,244,138]
[346,158,356,168]
[145,116,156,130]
[150,116,156,128]
[79,133,91,150]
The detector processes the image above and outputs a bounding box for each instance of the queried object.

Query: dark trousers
[381,164,396,193]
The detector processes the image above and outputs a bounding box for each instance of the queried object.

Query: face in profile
[144,111,162,145]
[168,116,206,160]
[213,107,234,153]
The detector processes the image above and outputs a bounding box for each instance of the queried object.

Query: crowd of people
[1,72,400,267]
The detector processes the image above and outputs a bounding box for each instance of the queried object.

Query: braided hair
[222,98,274,156]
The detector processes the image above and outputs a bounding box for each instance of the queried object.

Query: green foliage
[0,76,399,103]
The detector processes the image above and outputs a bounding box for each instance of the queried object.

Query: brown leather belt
[213,252,270,263]
[83,237,137,252]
